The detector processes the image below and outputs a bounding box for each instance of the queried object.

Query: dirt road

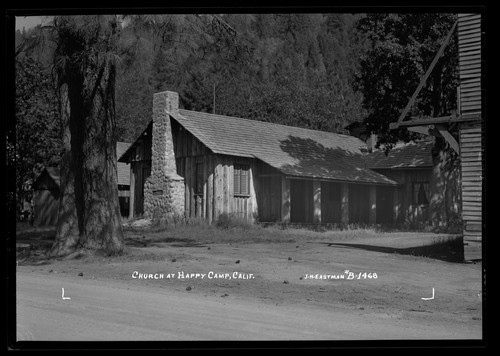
[15,228,483,342]
[17,269,480,341]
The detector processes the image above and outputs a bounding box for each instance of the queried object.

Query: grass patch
[125,219,395,246]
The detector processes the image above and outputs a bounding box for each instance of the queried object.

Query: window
[195,162,204,195]
[413,182,429,206]
[234,164,250,196]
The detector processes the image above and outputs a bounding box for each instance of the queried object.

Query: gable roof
[172,110,397,185]
[368,140,434,170]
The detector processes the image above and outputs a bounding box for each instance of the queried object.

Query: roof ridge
[177,108,361,141]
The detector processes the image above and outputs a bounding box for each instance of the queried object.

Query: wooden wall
[348,184,370,224]
[128,127,152,217]
[321,181,341,223]
[373,168,432,226]
[172,120,258,223]
[255,160,283,222]
[457,13,483,259]
[459,124,482,239]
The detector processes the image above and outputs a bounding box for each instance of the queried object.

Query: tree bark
[50,83,80,256]
[79,58,124,254]
[50,17,124,257]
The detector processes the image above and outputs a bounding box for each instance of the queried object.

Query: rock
[235,260,240,264]
[171,258,177,262]
[299,276,303,280]
[78,272,83,277]
[288,257,292,261]
[283,280,289,284]
[186,286,192,291]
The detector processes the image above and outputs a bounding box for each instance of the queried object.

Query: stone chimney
[143,91,185,221]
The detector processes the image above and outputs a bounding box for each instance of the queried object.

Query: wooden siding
[458,13,482,117]
[128,129,152,217]
[458,14,483,252]
[459,123,483,240]
[373,169,432,226]
[172,119,257,222]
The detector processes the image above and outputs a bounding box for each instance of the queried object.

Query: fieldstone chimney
[143,91,185,221]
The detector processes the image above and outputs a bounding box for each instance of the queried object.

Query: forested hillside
[16,14,369,143]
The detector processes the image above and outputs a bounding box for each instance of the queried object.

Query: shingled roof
[170,110,397,185]
[367,140,434,170]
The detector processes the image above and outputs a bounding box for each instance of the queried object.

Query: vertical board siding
[372,169,433,225]
[458,14,483,257]
[223,158,229,214]
[458,13,482,117]
[207,155,213,223]
[460,122,483,240]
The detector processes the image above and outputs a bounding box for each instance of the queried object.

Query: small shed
[32,142,132,225]
[33,167,60,226]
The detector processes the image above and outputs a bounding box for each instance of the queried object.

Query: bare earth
[16,230,483,341]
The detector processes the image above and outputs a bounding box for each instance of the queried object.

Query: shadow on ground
[120,235,207,248]
[321,240,464,263]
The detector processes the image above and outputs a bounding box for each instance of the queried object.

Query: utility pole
[213,82,216,114]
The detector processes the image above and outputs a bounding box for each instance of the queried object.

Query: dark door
[376,186,394,224]
[258,176,281,222]
[349,184,370,224]
[321,181,341,223]
[290,180,313,223]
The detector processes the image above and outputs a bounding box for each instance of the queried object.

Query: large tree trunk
[50,83,80,256]
[79,58,124,253]
[50,17,124,257]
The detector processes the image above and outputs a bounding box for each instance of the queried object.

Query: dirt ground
[15,224,483,341]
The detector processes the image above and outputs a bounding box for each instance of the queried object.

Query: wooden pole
[313,180,321,224]
[341,183,349,225]
[281,176,290,223]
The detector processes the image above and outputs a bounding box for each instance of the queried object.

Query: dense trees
[15,57,62,220]
[114,14,367,141]
[355,13,461,230]
[354,13,459,147]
